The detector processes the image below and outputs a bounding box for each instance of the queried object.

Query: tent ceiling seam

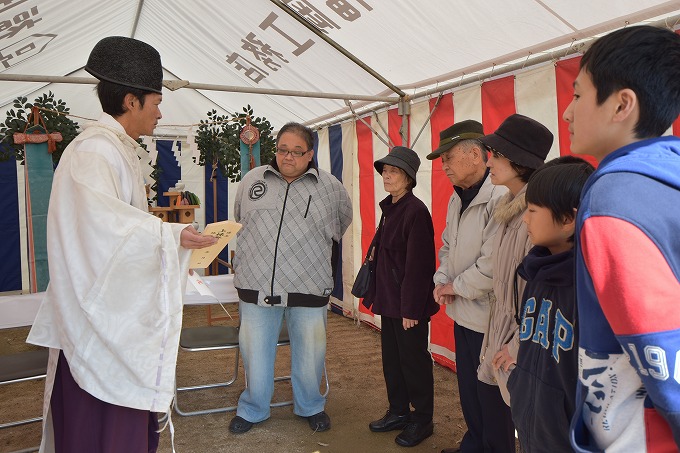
[395,6,680,92]
[270,0,406,98]
[533,0,578,32]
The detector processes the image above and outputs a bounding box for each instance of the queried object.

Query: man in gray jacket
[229,122,352,435]
[427,120,508,453]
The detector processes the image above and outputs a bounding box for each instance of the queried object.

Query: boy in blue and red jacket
[563,25,680,452]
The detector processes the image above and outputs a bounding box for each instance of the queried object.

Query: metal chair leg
[174,326,241,416]
[0,349,48,429]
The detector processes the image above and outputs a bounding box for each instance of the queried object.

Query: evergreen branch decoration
[0,92,79,165]
[194,105,275,182]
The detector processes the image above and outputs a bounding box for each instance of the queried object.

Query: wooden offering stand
[148,206,175,221]
[149,191,199,223]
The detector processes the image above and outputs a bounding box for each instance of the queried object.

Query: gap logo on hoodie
[519,297,575,363]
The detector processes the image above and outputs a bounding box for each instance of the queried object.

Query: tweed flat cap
[85,36,163,93]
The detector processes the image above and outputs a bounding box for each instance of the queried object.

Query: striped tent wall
[314,124,349,312]
[350,57,616,371]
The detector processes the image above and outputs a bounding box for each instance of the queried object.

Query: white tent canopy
[1,0,680,134]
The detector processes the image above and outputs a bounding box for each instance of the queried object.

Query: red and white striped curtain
[322,50,680,371]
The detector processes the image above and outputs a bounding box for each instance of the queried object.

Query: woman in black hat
[475,114,554,452]
[361,146,439,448]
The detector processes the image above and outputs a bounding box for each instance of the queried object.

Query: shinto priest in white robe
[27,113,191,448]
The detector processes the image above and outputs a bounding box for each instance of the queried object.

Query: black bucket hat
[374,146,421,188]
[85,36,163,93]
[426,119,484,160]
[479,114,553,169]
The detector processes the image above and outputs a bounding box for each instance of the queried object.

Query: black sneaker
[229,415,254,434]
[307,411,331,432]
[395,421,433,447]
[369,410,409,432]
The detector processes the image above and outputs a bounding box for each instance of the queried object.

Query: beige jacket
[477,186,532,405]
[434,175,507,333]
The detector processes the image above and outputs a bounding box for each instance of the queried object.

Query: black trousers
[454,323,515,452]
[380,315,434,423]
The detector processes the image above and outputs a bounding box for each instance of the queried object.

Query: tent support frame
[270,0,405,98]
[305,13,680,129]
[2,14,678,131]
[0,74,397,104]
[345,100,390,149]
[398,98,410,147]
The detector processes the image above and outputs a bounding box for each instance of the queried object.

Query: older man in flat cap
[427,121,509,453]
[27,36,215,453]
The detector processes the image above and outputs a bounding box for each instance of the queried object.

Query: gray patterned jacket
[233,164,352,307]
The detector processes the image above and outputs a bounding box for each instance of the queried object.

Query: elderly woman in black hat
[361,146,439,448]
[474,114,554,451]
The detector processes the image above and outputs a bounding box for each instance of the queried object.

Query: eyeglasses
[276,148,310,158]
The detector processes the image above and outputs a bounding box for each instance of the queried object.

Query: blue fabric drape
[0,153,22,291]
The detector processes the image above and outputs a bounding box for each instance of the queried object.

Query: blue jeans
[236,301,327,422]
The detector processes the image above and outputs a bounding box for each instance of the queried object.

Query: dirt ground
[1,305,471,453]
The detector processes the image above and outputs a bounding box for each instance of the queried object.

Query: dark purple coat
[362,192,439,320]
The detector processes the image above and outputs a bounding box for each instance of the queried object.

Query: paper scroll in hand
[189,220,242,269]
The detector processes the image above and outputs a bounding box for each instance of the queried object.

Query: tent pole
[130,0,145,38]
[346,101,391,149]
[210,175,218,277]
[270,0,406,98]
[398,97,410,147]
[0,74,397,103]
[410,94,442,148]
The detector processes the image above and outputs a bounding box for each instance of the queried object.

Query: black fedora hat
[85,36,163,94]
[374,146,420,187]
[479,114,553,169]
[426,119,484,160]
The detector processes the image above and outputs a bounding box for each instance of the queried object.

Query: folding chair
[174,325,241,416]
[0,348,49,429]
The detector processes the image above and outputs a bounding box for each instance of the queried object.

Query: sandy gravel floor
[1,305,475,453]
